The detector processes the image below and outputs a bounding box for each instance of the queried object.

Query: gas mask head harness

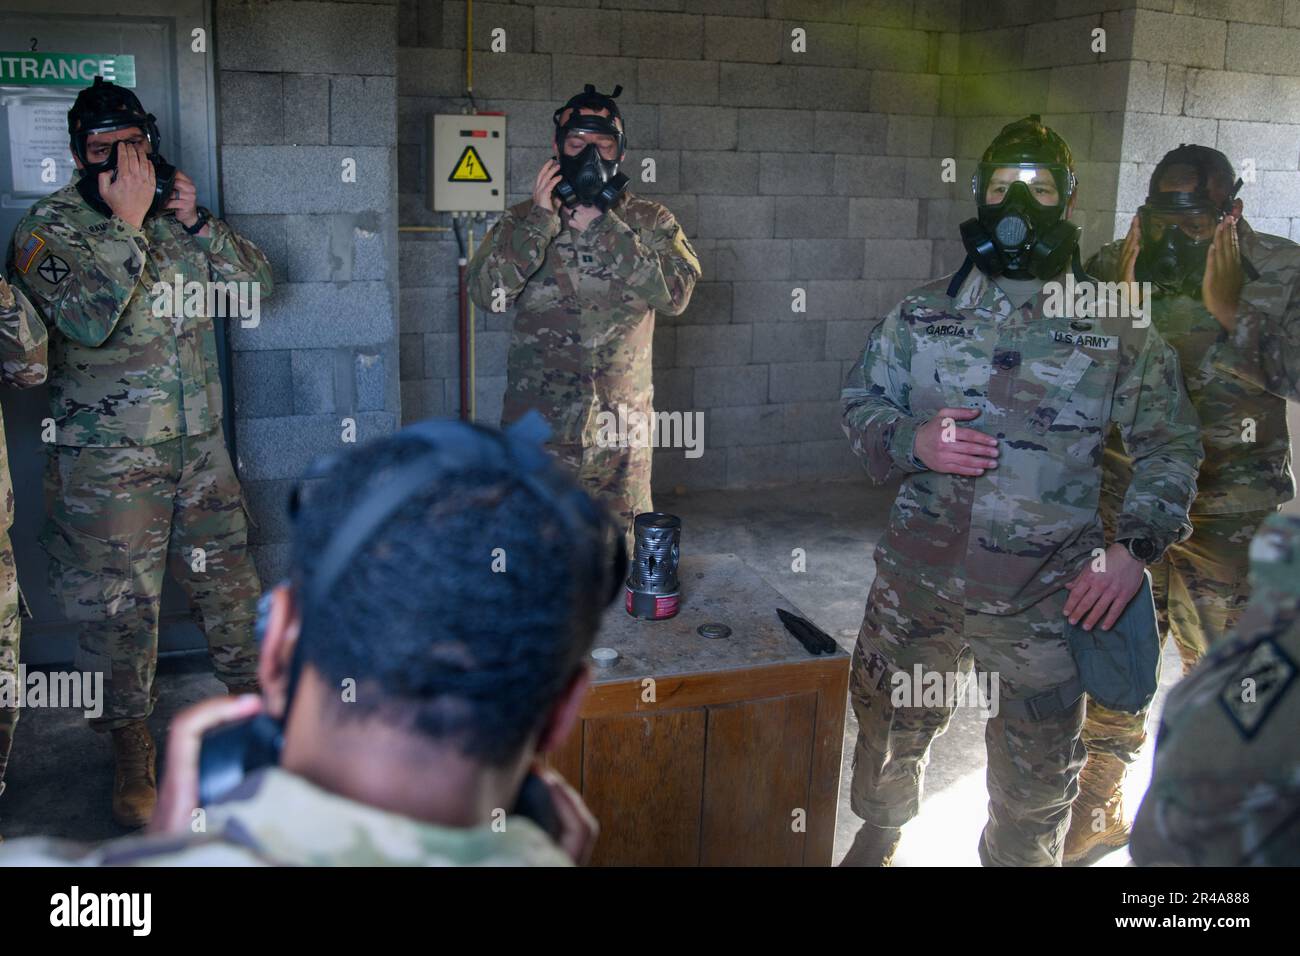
[67,75,176,220]
[1136,144,1247,298]
[960,114,1080,282]
[552,84,629,212]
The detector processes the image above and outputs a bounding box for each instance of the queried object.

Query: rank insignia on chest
[1052,329,1118,350]
[1217,638,1297,739]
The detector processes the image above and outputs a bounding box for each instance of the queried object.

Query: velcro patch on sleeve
[14,231,46,274]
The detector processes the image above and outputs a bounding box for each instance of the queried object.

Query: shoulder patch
[35,254,71,286]
[14,232,46,274]
[1217,638,1297,740]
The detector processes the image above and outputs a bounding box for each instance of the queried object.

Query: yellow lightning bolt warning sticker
[449,145,491,182]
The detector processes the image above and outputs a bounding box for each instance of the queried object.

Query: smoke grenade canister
[625,512,681,620]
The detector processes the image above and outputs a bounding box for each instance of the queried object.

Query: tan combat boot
[1064,752,1130,864]
[838,823,903,867]
[110,720,157,829]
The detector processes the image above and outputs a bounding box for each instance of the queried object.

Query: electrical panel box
[429,113,507,212]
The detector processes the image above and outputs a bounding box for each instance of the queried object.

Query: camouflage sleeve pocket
[39,519,133,622]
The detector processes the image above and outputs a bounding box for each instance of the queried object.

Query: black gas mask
[961,162,1079,281]
[552,84,629,212]
[68,76,177,221]
[1135,175,1243,298]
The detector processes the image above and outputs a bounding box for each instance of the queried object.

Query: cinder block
[400,380,424,426]
[759,153,835,195]
[355,351,386,412]
[651,444,728,493]
[1257,170,1300,216]
[1131,10,1226,69]
[793,239,864,279]
[551,55,641,102]
[725,442,802,487]
[732,281,804,324]
[782,400,844,443]
[283,74,330,146]
[241,479,297,547]
[739,109,817,153]
[705,16,782,64]
[752,322,826,363]
[223,215,288,285]
[697,195,775,238]
[1123,114,1218,164]
[230,282,394,350]
[799,66,873,113]
[699,239,793,280]
[1227,22,1300,76]
[705,404,784,447]
[958,69,1049,117]
[847,198,920,238]
[773,196,852,238]
[442,1,536,52]
[470,53,553,100]
[814,110,889,154]
[232,350,293,418]
[886,115,933,157]
[425,332,460,380]
[868,71,940,116]
[676,324,754,367]
[825,319,878,362]
[914,0,965,32]
[769,358,842,403]
[638,59,720,105]
[1023,15,1105,70]
[680,150,759,194]
[810,280,881,320]
[399,234,465,286]
[659,106,739,150]
[629,148,682,194]
[863,239,935,279]
[400,332,424,379]
[857,26,930,72]
[397,48,464,97]
[684,0,764,14]
[535,6,620,54]
[1196,0,1283,22]
[220,72,283,145]
[291,349,338,415]
[719,62,802,109]
[832,154,907,196]
[764,0,844,21]
[796,439,862,482]
[1216,121,1300,171]
[693,365,768,408]
[217,1,398,75]
[221,146,392,215]
[1181,69,1277,123]
[1288,0,1300,27]
[621,12,704,60]
[959,27,1026,74]
[330,76,398,146]
[653,365,695,414]
[780,20,858,67]
[235,413,397,482]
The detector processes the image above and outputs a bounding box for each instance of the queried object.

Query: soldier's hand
[148,692,264,835]
[165,169,200,228]
[1062,544,1146,631]
[100,140,155,230]
[532,763,599,865]
[1203,214,1244,333]
[534,159,564,214]
[913,407,999,476]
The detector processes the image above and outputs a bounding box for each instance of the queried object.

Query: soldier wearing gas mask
[1067,145,1300,864]
[467,84,701,552]
[5,76,273,830]
[839,116,1202,867]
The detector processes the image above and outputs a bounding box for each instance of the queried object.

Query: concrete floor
[1,477,1177,865]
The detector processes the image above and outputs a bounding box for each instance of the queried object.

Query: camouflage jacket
[842,265,1203,615]
[1088,222,1298,514]
[7,182,273,447]
[1131,513,1300,866]
[467,191,700,446]
[0,279,48,535]
[0,767,573,866]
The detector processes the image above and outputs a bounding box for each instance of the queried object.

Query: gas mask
[68,76,177,221]
[552,84,629,213]
[1134,177,1242,298]
[960,162,1080,281]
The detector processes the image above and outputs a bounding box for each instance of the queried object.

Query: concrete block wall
[1114,0,1300,246]
[216,0,402,581]
[397,0,962,490]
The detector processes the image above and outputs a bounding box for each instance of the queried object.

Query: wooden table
[549,552,850,867]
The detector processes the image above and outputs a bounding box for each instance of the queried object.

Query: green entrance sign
[0,52,136,88]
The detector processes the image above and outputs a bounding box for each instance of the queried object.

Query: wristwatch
[183,207,211,235]
[1121,537,1158,563]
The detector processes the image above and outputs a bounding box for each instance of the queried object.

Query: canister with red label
[625,512,681,620]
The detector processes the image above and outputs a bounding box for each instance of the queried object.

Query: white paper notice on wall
[5,92,78,196]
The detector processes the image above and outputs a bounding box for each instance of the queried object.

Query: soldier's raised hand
[533,158,564,214]
[100,140,155,230]
[1203,214,1244,332]
[912,407,999,476]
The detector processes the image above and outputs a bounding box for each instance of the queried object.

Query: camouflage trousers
[1082,507,1275,765]
[42,427,261,731]
[547,441,652,555]
[0,535,18,796]
[849,569,1086,866]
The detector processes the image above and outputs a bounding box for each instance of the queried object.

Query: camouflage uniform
[0,281,48,798]
[1081,224,1300,769]
[7,184,272,730]
[1131,513,1300,866]
[0,766,572,865]
[841,265,1203,866]
[467,192,700,550]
